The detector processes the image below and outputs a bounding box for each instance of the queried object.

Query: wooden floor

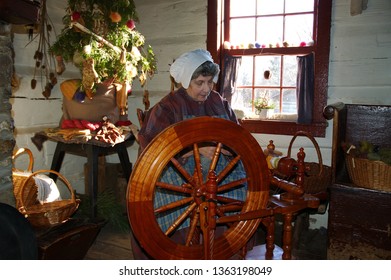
[83,216,327,260]
[84,223,134,260]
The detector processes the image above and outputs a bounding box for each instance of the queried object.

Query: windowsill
[259,113,297,121]
[239,118,327,137]
[235,110,298,122]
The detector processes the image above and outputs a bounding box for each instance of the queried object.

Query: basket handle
[12,148,34,172]
[287,130,324,176]
[19,169,76,210]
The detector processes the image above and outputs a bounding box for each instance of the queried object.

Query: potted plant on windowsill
[253,94,275,119]
[50,0,156,120]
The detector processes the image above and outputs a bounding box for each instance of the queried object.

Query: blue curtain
[296,53,314,124]
[220,54,242,104]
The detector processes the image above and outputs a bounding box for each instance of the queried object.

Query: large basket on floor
[346,154,391,192]
[18,169,80,228]
[12,148,36,209]
[287,131,332,194]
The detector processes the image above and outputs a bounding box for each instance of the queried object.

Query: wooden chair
[127,116,319,259]
[136,108,146,127]
[136,88,151,127]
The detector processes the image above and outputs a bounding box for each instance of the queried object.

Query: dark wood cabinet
[324,103,391,259]
[327,184,391,259]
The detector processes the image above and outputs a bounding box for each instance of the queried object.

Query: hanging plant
[50,0,156,98]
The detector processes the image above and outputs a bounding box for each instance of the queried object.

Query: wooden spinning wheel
[127,117,271,259]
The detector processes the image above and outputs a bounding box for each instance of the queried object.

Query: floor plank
[83,220,327,260]
[84,223,134,260]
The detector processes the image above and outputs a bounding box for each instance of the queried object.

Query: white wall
[10,0,391,229]
[328,0,391,105]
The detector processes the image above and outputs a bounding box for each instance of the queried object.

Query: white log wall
[9,0,391,229]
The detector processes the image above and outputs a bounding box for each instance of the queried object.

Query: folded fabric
[61,119,132,131]
[61,119,101,131]
[115,120,132,127]
[34,174,62,205]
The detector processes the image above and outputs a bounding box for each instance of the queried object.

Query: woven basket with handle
[12,148,36,209]
[287,131,332,194]
[346,154,391,192]
[18,169,80,228]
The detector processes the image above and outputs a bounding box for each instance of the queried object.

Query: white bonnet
[169,49,219,89]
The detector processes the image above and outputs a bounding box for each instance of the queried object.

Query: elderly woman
[133,49,247,259]
[138,49,238,151]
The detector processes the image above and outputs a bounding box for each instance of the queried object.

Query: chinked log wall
[0,23,16,206]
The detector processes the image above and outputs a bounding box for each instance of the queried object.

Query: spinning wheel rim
[127,117,270,259]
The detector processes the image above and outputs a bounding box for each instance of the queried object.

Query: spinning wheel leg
[282,213,294,260]
[264,216,275,260]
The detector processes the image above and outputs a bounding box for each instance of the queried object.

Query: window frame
[207,0,332,137]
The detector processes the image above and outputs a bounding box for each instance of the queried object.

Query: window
[207,0,332,137]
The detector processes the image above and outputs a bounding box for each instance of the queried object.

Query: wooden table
[39,129,135,218]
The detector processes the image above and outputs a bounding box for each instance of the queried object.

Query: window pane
[254,56,280,86]
[285,14,313,45]
[285,0,314,13]
[232,88,252,111]
[257,0,284,15]
[230,18,256,46]
[281,89,297,114]
[257,16,283,46]
[254,88,265,101]
[282,56,297,87]
[269,89,281,113]
[231,0,256,17]
[236,56,253,86]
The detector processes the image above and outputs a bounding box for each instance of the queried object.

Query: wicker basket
[18,169,80,228]
[287,131,332,194]
[346,154,391,192]
[12,148,36,209]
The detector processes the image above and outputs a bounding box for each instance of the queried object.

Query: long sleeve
[138,88,238,152]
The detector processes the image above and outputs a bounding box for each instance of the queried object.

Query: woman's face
[186,75,214,102]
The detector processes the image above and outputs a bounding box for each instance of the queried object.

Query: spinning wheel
[127,117,271,259]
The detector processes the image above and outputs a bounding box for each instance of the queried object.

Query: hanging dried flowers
[29,0,58,98]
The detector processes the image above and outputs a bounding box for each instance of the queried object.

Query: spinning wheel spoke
[156,182,193,194]
[217,178,248,193]
[193,143,203,184]
[214,197,245,224]
[185,212,201,246]
[165,202,198,236]
[216,195,244,205]
[208,142,223,171]
[170,157,198,188]
[216,155,241,183]
[217,203,244,214]
[154,197,193,214]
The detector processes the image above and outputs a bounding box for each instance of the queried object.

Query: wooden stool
[49,137,134,218]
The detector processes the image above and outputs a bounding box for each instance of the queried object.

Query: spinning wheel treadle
[127,117,270,259]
